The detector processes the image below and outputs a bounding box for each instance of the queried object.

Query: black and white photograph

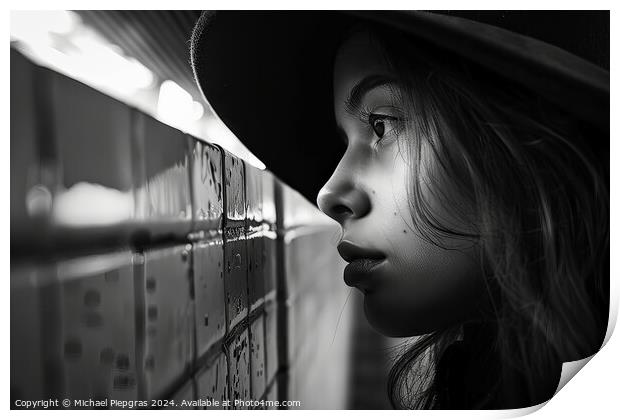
[7,2,614,414]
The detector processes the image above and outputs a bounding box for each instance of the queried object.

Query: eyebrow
[343,74,399,116]
[338,74,399,145]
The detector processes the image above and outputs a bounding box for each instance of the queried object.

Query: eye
[368,113,399,139]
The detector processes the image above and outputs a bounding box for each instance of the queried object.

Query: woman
[191,11,609,409]
[319,22,609,409]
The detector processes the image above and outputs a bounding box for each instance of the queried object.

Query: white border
[3,1,617,419]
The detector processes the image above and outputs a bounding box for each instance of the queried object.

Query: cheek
[363,144,484,336]
[367,143,414,226]
[365,238,484,336]
[396,235,482,309]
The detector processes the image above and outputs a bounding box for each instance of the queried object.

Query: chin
[363,294,439,337]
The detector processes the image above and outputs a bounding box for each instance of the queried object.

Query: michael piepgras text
[14,398,302,409]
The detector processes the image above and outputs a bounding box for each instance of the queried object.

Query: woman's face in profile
[317,30,485,337]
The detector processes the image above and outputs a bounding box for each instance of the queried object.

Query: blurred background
[10,10,402,409]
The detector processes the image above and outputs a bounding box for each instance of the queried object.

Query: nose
[317,170,371,225]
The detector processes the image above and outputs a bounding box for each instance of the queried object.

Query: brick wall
[10,48,351,409]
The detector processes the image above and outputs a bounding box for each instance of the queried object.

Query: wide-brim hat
[190,11,609,203]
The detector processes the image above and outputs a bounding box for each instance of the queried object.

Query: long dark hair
[348,23,609,409]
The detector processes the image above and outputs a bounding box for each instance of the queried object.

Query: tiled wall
[10,49,351,409]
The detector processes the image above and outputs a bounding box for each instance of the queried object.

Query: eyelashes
[357,105,404,143]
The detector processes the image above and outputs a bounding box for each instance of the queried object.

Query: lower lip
[343,258,385,290]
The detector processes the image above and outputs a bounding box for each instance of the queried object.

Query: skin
[316,30,485,337]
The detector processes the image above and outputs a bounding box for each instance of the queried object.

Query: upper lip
[337,240,386,263]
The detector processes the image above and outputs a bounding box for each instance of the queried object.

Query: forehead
[333,31,392,89]
[333,30,394,106]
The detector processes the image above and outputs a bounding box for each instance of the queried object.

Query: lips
[337,241,385,262]
[337,241,386,291]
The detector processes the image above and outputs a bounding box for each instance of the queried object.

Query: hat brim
[190,11,609,203]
